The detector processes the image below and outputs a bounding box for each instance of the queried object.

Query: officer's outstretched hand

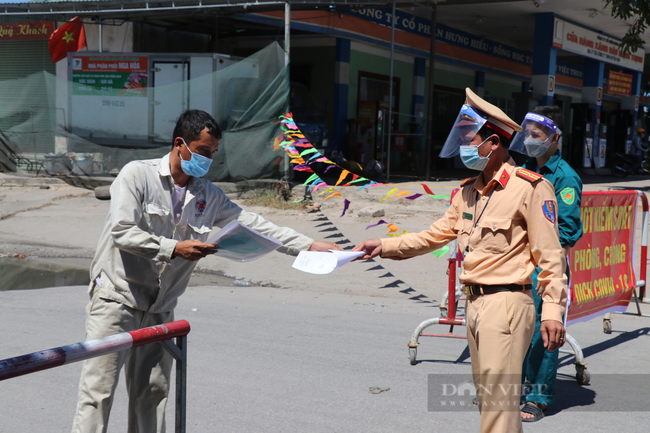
[309,241,343,252]
[352,239,382,260]
[540,320,566,352]
[173,240,218,261]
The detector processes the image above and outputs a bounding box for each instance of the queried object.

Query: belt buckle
[462,285,474,296]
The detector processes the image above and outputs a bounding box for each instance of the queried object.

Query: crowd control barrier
[0,320,190,433]
[407,190,649,387]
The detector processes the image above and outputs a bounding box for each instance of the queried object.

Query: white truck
[67,52,256,148]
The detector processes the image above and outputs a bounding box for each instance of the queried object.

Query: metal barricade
[0,320,190,433]
[407,189,649,387]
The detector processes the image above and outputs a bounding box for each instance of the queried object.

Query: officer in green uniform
[510,106,583,422]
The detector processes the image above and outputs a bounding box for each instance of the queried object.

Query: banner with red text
[568,191,638,325]
[608,71,633,96]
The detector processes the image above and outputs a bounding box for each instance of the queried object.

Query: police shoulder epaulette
[516,168,543,183]
[460,175,479,187]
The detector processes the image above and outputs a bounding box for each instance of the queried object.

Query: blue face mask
[179,138,213,178]
[459,137,492,171]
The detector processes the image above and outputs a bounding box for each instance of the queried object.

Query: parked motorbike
[611,152,639,178]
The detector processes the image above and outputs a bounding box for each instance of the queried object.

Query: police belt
[462,284,532,296]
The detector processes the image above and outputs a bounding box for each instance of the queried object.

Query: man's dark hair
[172,110,222,148]
[476,125,512,148]
[531,105,564,132]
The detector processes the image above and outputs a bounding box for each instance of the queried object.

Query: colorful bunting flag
[386,224,399,233]
[387,230,410,237]
[340,199,351,218]
[431,246,450,258]
[365,220,388,230]
[390,190,412,201]
[380,188,400,203]
[421,184,435,196]
[324,192,343,201]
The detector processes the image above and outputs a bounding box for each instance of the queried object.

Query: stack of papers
[292,250,365,274]
[206,220,282,262]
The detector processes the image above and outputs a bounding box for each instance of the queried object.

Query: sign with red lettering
[0,21,54,40]
[608,71,633,96]
[553,18,645,72]
[567,191,638,325]
[71,56,148,97]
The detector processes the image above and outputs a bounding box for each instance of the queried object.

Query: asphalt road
[2,171,650,432]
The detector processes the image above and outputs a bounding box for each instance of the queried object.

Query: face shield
[439,104,488,158]
[509,112,558,157]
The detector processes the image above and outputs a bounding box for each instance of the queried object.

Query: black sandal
[521,402,545,422]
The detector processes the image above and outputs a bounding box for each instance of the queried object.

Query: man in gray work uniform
[72,109,340,433]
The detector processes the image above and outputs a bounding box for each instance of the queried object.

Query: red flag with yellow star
[48,17,87,63]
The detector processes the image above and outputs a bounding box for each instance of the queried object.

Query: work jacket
[90,153,313,313]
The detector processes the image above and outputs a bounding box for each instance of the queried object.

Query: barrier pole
[0,320,190,433]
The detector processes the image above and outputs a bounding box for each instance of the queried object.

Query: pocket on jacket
[477,217,512,253]
[188,221,213,241]
[143,201,170,235]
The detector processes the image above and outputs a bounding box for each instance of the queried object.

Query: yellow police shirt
[380,158,566,323]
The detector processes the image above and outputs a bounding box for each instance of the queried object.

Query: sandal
[521,402,545,422]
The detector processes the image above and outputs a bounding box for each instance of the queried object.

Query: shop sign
[607,70,633,96]
[0,21,54,40]
[348,8,433,38]
[556,60,583,79]
[553,18,645,72]
[71,56,148,97]
[347,8,533,66]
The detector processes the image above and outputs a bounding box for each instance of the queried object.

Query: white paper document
[206,220,282,262]
[292,250,365,274]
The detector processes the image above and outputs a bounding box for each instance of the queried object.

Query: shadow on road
[558,327,650,369]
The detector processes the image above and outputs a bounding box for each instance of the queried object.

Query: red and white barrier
[0,320,190,381]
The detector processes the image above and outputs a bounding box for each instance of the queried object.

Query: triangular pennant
[365,220,388,230]
[340,199,351,218]
[387,230,410,237]
[379,188,400,203]
[335,170,352,186]
[421,184,435,196]
[386,224,399,233]
[390,190,412,201]
[303,173,319,185]
[319,187,335,196]
[324,192,343,201]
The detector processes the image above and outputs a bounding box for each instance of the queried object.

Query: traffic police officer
[353,88,567,433]
[511,106,583,422]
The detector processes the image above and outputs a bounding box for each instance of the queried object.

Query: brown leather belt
[462,284,532,297]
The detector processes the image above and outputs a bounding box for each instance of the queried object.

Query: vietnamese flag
[48,17,87,63]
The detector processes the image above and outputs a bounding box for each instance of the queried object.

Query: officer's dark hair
[172,110,222,148]
[476,125,512,149]
[531,105,564,132]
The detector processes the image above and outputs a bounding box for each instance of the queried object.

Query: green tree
[606,0,650,53]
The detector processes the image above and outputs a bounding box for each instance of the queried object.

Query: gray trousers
[71,293,174,433]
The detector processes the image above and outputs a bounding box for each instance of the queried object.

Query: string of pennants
[276,113,450,258]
